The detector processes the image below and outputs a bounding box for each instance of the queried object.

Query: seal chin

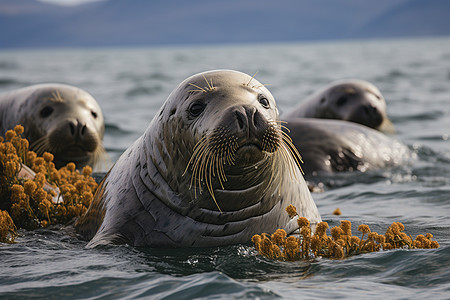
[235,144,265,165]
[51,142,100,168]
[62,145,91,157]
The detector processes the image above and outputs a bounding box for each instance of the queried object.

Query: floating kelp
[0,125,98,243]
[252,205,439,260]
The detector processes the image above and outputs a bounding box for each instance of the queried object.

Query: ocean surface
[0,37,449,299]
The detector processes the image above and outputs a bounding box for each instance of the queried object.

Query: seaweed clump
[0,125,98,243]
[252,205,439,260]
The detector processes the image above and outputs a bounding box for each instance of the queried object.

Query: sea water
[0,37,449,299]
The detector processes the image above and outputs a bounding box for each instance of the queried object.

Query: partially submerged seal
[284,79,394,133]
[285,118,410,176]
[76,70,321,248]
[0,84,106,169]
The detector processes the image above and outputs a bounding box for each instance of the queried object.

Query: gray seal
[285,118,410,176]
[0,84,105,169]
[76,70,321,248]
[284,79,394,133]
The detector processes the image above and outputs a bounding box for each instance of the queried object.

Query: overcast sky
[38,0,102,6]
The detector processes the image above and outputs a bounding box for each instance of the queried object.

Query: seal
[0,84,106,169]
[285,118,410,176]
[76,70,321,248]
[283,79,395,133]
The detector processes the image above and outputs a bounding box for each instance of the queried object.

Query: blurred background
[1,0,450,49]
[1,1,450,299]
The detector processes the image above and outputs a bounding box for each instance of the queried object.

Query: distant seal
[285,118,410,176]
[0,84,105,169]
[76,70,321,248]
[284,79,395,133]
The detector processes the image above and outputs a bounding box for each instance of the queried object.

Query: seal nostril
[363,106,370,116]
[363,105,378,117]
[69,122,75,135]
[236,111,245,130]
[336,96,348,106]
[81,124,86,136]
[251,109,257,128]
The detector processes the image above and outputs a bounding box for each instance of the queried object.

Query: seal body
[284,79,394,133]
[286,118,410,176]
[76,70,321,248]
[0,84,105,169]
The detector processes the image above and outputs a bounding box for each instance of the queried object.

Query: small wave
[0,78,20,86]
[104,123,134,135]
[376,69,407,82]
[393,110,444,123]
[126,85,163,97]
[0,61,19,70]
[147,72,172,81]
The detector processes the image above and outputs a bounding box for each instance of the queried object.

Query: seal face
[0,84,105,169]
[284,79,394,133]
[76,70,321,248]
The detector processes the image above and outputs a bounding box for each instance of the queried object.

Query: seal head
[0,84,105,169]
[284,79,394,133]
[77,70,321,247]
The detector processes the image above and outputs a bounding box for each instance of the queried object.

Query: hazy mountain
[0,0,449,48]
[358,0,450,37]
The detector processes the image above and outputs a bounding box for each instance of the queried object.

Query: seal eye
[189,102,205,117]
[259,96,270,109]
[40,106,54,118]
[91,111,98,119]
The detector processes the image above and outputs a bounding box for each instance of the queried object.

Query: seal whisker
[251,83,272,89]
[195,141,214,196]
[280,131,304,175]
[89,145,108,171]
[204,155,222,212]
[280,124,292,134]
[202,75,215,91]
[217,156,226,185]
[48,90,64,102]
[188,138,209,196]
[188,83,207,93]
[184,136,208,176]
[281,130,303,161]
[213,150,224,189]
[184,127,241,212]
[30,136,50,156]
[245,71,259,87]
[188,89,207,93]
